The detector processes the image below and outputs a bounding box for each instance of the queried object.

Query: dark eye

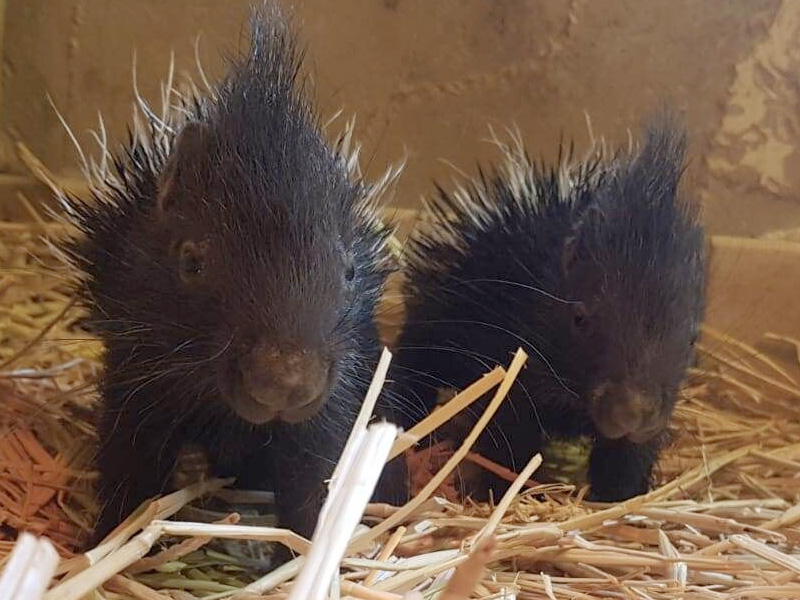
[345,263,356,282]
[178,241,204,283]
[572,302,589,331]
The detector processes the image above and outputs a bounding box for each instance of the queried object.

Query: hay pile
[2,218,800,600]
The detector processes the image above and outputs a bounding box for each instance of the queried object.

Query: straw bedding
[2,218,800,599]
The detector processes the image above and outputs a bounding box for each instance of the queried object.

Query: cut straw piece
[0,298,76,372]
[0,533,59,600]
[473,453,543,545]
[386,366,506,461]
[763,502,800,531]
[317,347,392,532]
[74,477,233,574]
[339,580,404,600]
[364,526,407,586]
[702,325,798,387]
[657,529,687,587]
[638,507,785,542]
[16,192,47,226]
[152,521,310,555]
[729,534,800,578]
[15,142,86,198]
[288,423,398,600]
[236,555,305,597]
[698,343,800,399]
[350,347,392,441]
[500,545,744,572]
[15,537,59,600]
[126,513,239,575]
[0,533,38,600]
[44,524,163,600]
[440,537,498,600]
[373,553,468,593]
[751,449,800,472]
[348,348,528,555]
[465,451,540,492]
[496,524,564,547]
[105,575,172,600]
[764,332,800,370]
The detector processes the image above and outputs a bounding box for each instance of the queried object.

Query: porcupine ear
[561,215,591,275]
[157,121,211,214]
[561,234,580,275]
[561,200,603,276]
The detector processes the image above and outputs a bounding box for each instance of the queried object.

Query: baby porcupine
[392,117,706,501]
[60,2,406,545]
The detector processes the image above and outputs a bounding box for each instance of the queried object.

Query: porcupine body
[392,118,706,502]
[60,2,407,546]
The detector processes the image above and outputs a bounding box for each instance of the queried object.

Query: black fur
[62,2,406,545]
[391,118,707,502]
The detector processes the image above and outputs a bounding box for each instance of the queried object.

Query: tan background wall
[2,0,800,237]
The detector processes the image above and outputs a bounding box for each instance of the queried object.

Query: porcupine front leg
[90,387,183,547]
[269,449,408,539]
[270,441,332,541]
[267,419,407,539]
[587,436,662,502]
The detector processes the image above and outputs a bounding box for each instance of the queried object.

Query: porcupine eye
[572,302,589,332]
[340,241,356,283]
[344,263,356,282]
[178,241,205,283]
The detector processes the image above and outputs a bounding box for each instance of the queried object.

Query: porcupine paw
[587,438,656,502]
[215,539,285,572]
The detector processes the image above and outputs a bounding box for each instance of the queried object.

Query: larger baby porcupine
[392,118,706,501]
[61,3,405,544]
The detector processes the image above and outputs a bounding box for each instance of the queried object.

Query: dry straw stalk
[3,216,800,599]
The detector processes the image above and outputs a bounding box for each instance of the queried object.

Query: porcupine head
[558,122,706,446]
[65,2,393,432]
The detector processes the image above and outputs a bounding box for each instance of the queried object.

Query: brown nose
[239,342,330,412]
[590,383,663,442]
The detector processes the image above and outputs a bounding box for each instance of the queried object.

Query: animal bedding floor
[2,220,800,600]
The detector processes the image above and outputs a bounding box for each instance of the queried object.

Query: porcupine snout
[232,339,332,424]
[590,381,666,444]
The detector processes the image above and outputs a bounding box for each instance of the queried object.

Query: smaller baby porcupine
[391,116,707,502]
[60,1,406,546]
